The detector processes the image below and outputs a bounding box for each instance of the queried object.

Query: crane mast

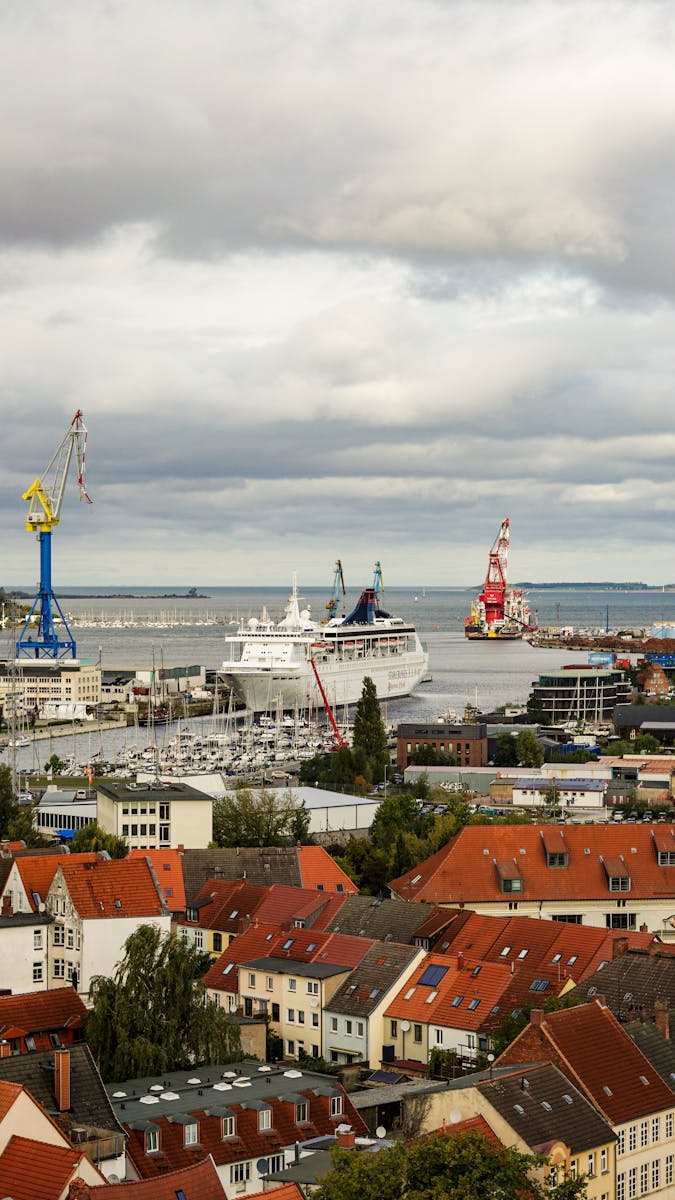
[325,558,346,618]
[16,410,92,660]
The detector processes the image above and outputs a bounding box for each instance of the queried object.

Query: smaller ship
[465,518,532,640]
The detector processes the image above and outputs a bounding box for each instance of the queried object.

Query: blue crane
[16,410,92,660]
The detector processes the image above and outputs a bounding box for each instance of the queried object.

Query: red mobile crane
[465,518,531,639]
[309,657,347,749]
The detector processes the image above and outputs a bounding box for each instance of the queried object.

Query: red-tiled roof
[0,1080,22,1121]
[0,987,87,1037]
[441,1114,501,1144]
[104,1157,226,1198]
[498,999,675,1124]
[247,1185,304,1200]
[56,857,167,919]
[385,953,514,1030]
[128,849,187,913]
[390,824,675,905]
[124,1087,367,1179]
[0,1135,103,1200]
[435,911,662,986]
[203,924,372,993]
[296,846,357,894]
[254,885,335,926]
[203,923,285,992]
[15,853,97,910]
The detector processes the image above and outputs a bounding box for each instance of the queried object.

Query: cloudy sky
[2,0,675,588]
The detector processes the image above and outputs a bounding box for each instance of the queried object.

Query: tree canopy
[71,822,129,858]
[516,728,544,767]
[314,1129,587,1200]
[87,924,241,1081]
[352,676,389,784]
[212,787,310,847]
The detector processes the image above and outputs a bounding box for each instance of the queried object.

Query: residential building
[34,790,97,841]
[96,780,213,850]
[0,912,52,993]
[569,945,675,1020]
[0,1079,107,1198]
[181,846,357,906]
[614,705,675,748]
[512,776,607,810]
[108,1062,367,1195]
[0,987,87,1054]
[127,848,186,915]
[396,722,488,770]
[498,999,675,1200]
[325,895,453,946]
[323,941,424,1066]
[44,856,170,996]
[177,881,341,958]
[390,824,675,934]
[68,1158,229,1199]
[0,1045,126,1180]
[438,1063,617,1200]
[530,667,631,725]
[0,661,101,721]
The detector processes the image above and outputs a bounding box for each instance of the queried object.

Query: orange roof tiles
[56,857,167,919]
[247,1186,304,1200]
[15,852,97,910]
[104,1157,227,1198]
[297,846,357,894]
[203,923,285,992]
[128,849,186,912]
[0,1080,22,1121]
[0,987,87,1037]
[498,999,675,1124]
[0,1135,102,1200]
[385,953,514,1031]
[390,824,675,905]
[203,924,372,992]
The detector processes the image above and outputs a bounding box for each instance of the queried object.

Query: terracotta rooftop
[187,878,268,931]
[385,952,515,1031]
[296,846,358,894]
[14,852,97,911]
[55,856,167,919]
[203,925,372,993]
[0,1079,23,1121]
[0,1135,103,1200]
[128,848,187,912]
[497,998,675,1124]
[102,1157,227,1198]
[0,987,87,1038]
[390,824,675,905]
[181,846,357,906]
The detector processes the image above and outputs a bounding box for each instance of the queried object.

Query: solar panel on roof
[418,964,448,987]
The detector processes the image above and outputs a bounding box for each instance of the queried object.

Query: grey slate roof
[567,948,675,1020]
[0,1042,124,1138]
[324,941,420,1017]
[326,896,435,943]
[614,705,675,729]
[477,1062,616,1155]
[181,848,302,902]
[624,1020,675,1089]
[243,957,348,979]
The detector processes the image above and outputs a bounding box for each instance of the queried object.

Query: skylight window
[411,874,422,885]
[551,954,561,964]
[307,943,317,952]
[514,1104,524,1115]
[500,946,511,957]
[541,1101,552,1111]
[283,938,295,950]
[405,988,415,1000]
[640,1076,649,1085]
[221,963,233,975]
[603,1086,613,1096]
[517,949,528,959]
[471,965,482,977]
[563,1095,573,1105]
[425,990,438,1004]
[229,910,239,919]
[369,988,380,999]
[567,956,577,966]
[451,995,463,1007]
[468,998,480,1011]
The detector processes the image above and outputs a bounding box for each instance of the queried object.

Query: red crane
[309,658,347,749]
[479,517,510,627]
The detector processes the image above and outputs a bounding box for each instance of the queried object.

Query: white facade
[512,778,607,810]
[324,950,425,1066]
[96,781,213,850]
[0,918,50,993]
[34,790,97,838]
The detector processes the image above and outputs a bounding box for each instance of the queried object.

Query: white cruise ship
[220,574,428,714]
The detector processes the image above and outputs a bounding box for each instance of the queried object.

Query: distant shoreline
[7,591,211,600]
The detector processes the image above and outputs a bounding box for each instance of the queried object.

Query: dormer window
[222,1115,236,1138]
[145,1127,159,1154]
[330,1095,343,1117]
[547,852,568,868]
[604,858,631,892]
[184,1121,199,1147]
[295,1100,308,1124]
[186,907,198,922]
[258,1108,272,1132]
[496,860,522,894]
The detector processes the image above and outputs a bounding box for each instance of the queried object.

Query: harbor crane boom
[16,410,92,660]
[325,559,346,617]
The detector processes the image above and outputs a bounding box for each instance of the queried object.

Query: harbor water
[5,585,675,774]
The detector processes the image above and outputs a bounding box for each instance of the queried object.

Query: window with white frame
[357,1022,364,1037]
[617,1130,625,1156]
[66,928,74,949]
[32,963,42,983]
[652,1160,660,1191]
[628,1167,636,1199]
[184,1122,198,1146]
[146,1127,159,1153]
[640,1163,648,1195]
[266,976,274,991]
[53,959,65,978]
[312,1013,319,1027]
[617,1173,625,1200]
[53,926,65,946]
[307,980,318,995]
[667,1113,674,1139]
[587,1153,595,1178]
[194,929,204,950]
[287,1009,295,1023]
[640,1121,648,1148]
[629,1126,637,1152]
[289,978,297,992]
[346,1020,352,1035]
[666,1156,673,1186]
[33,929,42,950]
[249,972,256,988]
[222,1116,236,1138]
[600,1148,607,1174]
[330,1017,338,1032]
[652,1116,660,1143]
[230,1162,251,1185]
[268,1154,284,1173]
[295,1101,308,1124]
[330,1095,343,1117]
[258,1108,272,1131]
[435,1028,443,1044]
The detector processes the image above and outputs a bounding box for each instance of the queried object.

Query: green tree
[314,1130,587,1200]
[516,728,544,767]
[635,733,662,754]
[87,924,241,1082]
[212,787,310,847]
[45,753,65,775]
[494,733,519,767]
[71,823,129,858]
[352,677,389,784]
[370,793,429,850]
[7,804,50,848]
[0,765,16,836]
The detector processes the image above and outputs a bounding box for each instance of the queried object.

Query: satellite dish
[256,1158,269,1174]
[310,999,319,1009]
[449,1110,462,1124]
[375,1125,386,1139]
[401,1020,411,1032]
[107,1175,121,1185]
[38,902,46,913]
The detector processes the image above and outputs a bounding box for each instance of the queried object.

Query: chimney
[530,1009,545,1027]
[55,1049,71,1112]
[457,952,464,971]
[655,998,670,1040]
[612,936,629,959]
[0,1041,9,1058]
[337,1126,356,1149]
[68,1181,92,1200]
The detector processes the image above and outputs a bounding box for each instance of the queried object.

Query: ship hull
[221,649,428,713]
